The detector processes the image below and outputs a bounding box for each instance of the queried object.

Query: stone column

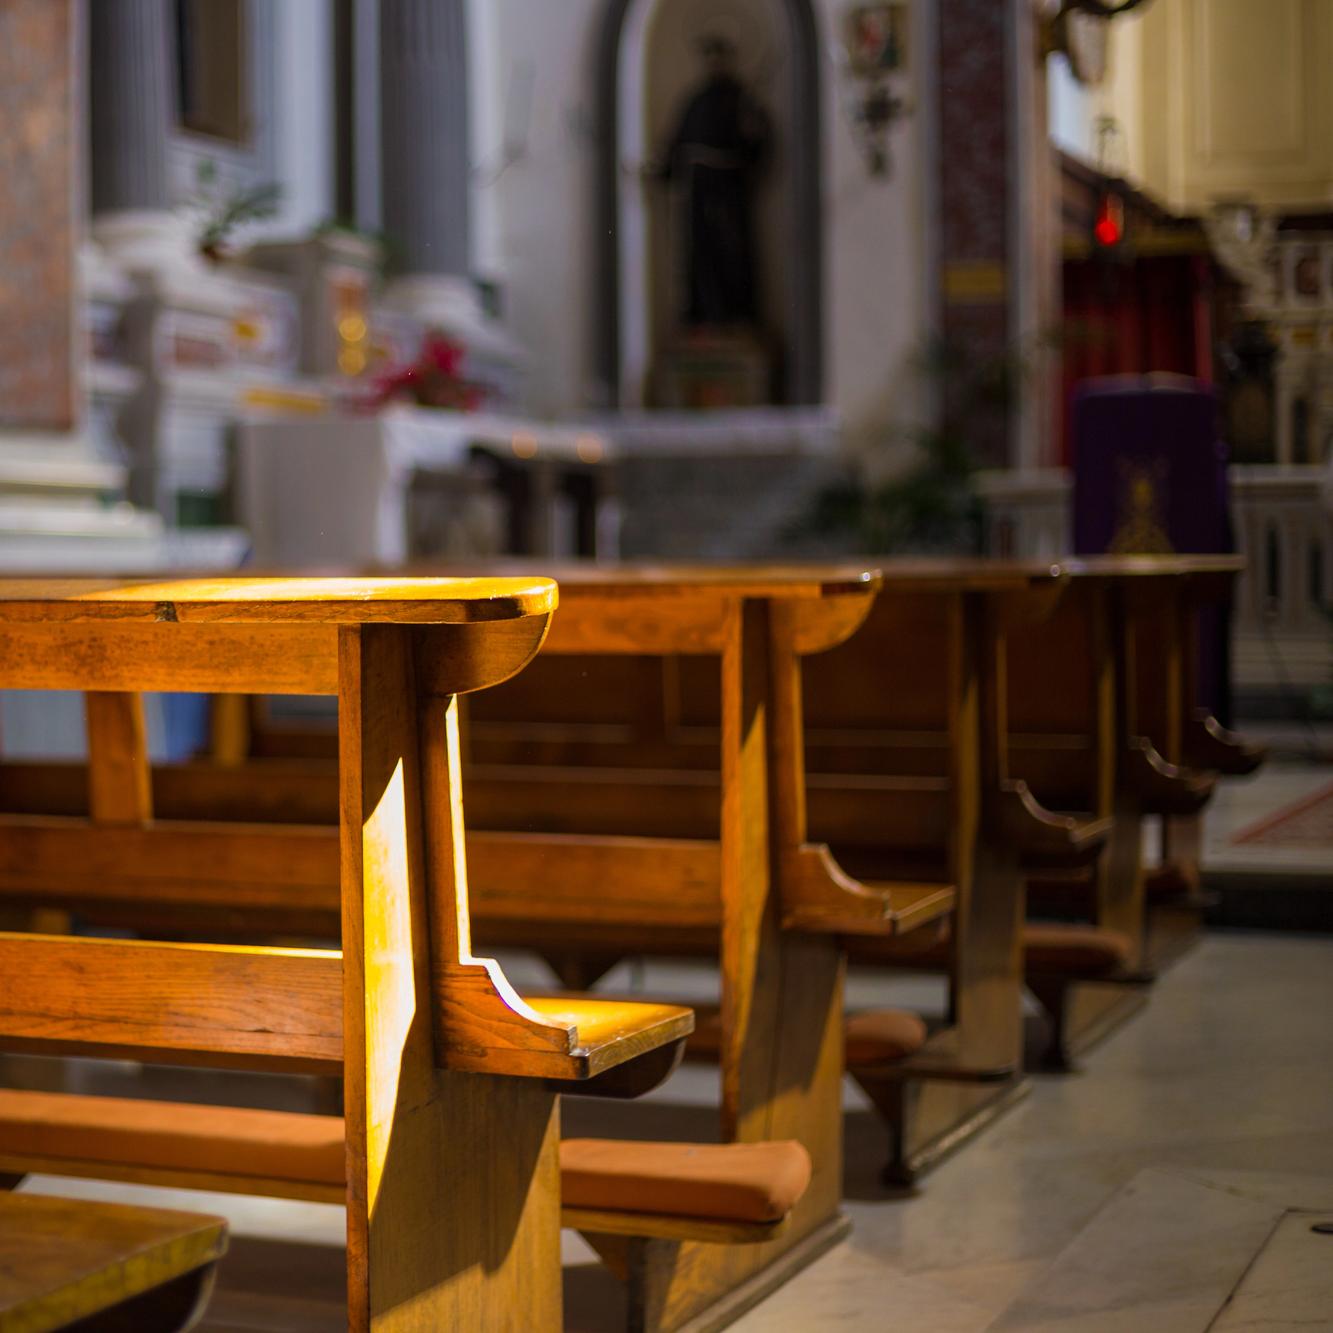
[88,0,172,215]
[379,0,471,279]
[86,0,194,275]
[934,0,1058,468]
[378,0,479,329]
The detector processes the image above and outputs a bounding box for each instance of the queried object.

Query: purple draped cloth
[1070,374,1233,721]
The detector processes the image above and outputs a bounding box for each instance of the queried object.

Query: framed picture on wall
[845,4,908,76]
[1284,243,1323,307]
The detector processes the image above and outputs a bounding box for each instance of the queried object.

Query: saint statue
[660,36,771,329]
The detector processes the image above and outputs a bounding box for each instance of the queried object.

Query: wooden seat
[0,1191,227,1333]
[0,1089,808,1249]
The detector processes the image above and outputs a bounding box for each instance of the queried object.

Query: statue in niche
[660,35,771,329]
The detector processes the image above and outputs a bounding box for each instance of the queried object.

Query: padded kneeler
[560,1139,811,1224]
[0,1089,814,1231]
[1021,923,1135,978]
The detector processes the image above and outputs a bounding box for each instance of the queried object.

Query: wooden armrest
[779,844,956,936]
[1123,738,1215,814]
[1182,712,1266,776]
[522,997,694,1081]
[989,781,1111,866]
[832,880,956,936]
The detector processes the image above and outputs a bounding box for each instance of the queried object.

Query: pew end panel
[337,609,709,1330]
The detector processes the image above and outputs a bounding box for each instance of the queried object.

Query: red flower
[423,334,464,377]
[367,333,487,412]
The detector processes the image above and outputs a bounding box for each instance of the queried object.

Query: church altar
[238,408,615,565]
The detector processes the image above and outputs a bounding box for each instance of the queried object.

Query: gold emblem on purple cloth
[1109,459,1174,554]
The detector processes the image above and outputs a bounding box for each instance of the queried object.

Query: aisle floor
[14,930,1333,1330]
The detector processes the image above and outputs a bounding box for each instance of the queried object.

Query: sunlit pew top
[0,577,558,625]
[386,561,884,600]
[1053,553,1246,579]
[874,554,1244,586]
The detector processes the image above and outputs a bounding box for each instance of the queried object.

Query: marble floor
[1199,725,1333,879]
[1201,753,1333,879]
[14,929,1333,1330]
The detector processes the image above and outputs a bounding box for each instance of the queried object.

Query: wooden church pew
[1011,555,1255,952]
[388,568,955,1322]
[0,564,1056,1188]
[0,572,902,1333]
[1003,555,1260,1058]
[0,576,713,1332]
[569,558,1232,1076]
[445,563,1074,1184]
[218,556,1252,1072]
[1109,555,1263,966]
[791,561,1123,1155]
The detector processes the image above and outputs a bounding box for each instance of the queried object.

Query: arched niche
[594,0,824,408]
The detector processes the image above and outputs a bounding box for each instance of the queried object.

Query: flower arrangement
[372,333,488,412]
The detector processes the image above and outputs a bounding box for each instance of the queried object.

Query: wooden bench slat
[0,815,340,903]
[0,934,691,1085]
[0,934,344,1072]
[468,833,722,927]
[0,623,341,694]
[0,1193,228,1330]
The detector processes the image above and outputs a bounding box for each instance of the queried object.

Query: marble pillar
[89,0,171,214]
[377,0,518,374]
[87,0,190,272]
[935,0,1057,468]
[378,0,476,327]
[379,0,471,280]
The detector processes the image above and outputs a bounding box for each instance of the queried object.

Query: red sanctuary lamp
[1093,190,1125,251]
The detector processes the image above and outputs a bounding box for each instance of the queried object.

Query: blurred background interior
[1,1,1330,874]
[3,4,1333,1328]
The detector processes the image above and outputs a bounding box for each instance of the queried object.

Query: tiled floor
[1199,721,1333,870]
[15,930,1333,1330]
[1202,757,1333,877]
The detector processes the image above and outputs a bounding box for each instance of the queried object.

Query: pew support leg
[541,951,625,993]
[583,1221,851,1333]
[581,1232,679,1333]
[847,1069,916,1188]
[1026,977,1075,1072]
